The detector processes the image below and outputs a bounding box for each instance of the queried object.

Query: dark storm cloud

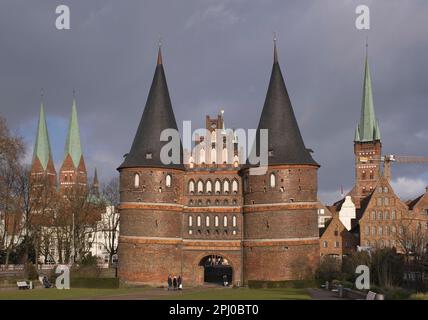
[1,0,427,204]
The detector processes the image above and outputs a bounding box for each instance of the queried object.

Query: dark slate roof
[119,47,184,170]
[407,194,423,210]
[250,41,318,166]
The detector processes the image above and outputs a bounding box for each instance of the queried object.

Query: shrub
[384,287,411,300]
[315,256,341,282]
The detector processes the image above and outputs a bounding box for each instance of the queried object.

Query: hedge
[71,277,120,289]
[247,279,317,289]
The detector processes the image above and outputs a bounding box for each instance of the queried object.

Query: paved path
[307,288,351,300]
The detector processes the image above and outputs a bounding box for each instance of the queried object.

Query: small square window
[146,153,153,159]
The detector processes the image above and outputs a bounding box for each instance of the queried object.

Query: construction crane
[362,155,428,180]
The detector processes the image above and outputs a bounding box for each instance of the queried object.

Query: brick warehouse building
[117,40,320,286]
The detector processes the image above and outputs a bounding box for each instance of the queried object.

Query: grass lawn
[0,287,150,300]
[0,286,311,300]
[158,287,311,300]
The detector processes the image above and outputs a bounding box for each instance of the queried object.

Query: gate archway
[199,255,233,285]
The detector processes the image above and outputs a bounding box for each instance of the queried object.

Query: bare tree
[0,114,25,267]
[100,177,120,267]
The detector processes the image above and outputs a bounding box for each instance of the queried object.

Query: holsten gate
[117,40,320,286]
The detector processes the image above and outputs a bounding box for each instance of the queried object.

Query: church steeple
[119,44,183,169]
[355,52,380,142]
[64,96,83,168]
[33,98,53,171]
[252,38,318,166]
[60,93,87,191]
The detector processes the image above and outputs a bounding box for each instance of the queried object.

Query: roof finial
[157,35,163,65]
[365,35,369,57]
[41,88,44,103]
[72,88,76,99]
[273,32,278,63]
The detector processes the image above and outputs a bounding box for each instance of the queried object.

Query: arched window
[166,174,172,187]
[391,210,397,220]
[385,226,389,235]
[215,180,221,194]
[362,171,366,180]
[369,170,374,179]
[223,180,230,194]
[199,148,206,164]
[197,216,201,227]
[188,216,193,227]
[223,216,228,227]
[205,216,210,227]
[378,226,383,236]
[391,226,396,234]
[134,173,140,188]
[232,180,238,194]
[197,180,204,194]
[372,226,376,236]
[211,148,216,164]
[378,211,383,220]
[366,240,370,247]
[365,225,370,236]
[232,216,237,227]
[215,216,219,227]
[189,180,195,194]
[206,180,212,194]
[270,173,276,188]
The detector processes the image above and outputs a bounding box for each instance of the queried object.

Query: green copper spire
[33,100,53,170]
[354,125,361,142]
[64,96,83,168]
[356,53,380,142]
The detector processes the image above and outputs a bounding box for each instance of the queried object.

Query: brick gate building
[117,40,320,286]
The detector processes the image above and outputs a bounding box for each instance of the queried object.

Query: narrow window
[232,180,238,194]
[232,215,237,227]
[134,173,140,188]
[215,216,219,227]
[206,180,212,193]
[223,180,230,194]
[223,216,228,227]
[188,216,193,227]
[197,180,204,194]
[206,216,210,227]
[189,180,195,194]
[166,174,172,187]
[215,180,221,194]
[270,173,276,188]
[197,216,201,227]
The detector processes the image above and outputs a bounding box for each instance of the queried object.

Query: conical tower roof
[33,100,53,170]
[252,39,318,166]
[355,53,380,142]
[64,96,83,168]
[119,46,183,170]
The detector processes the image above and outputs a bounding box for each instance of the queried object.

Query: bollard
[338,284,343,298]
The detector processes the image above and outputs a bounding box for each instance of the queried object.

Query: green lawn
[161,288,311,300]
[0,287,150,300]
[0,286,311,300]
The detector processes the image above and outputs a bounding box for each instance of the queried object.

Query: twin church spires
[31,93,95,191]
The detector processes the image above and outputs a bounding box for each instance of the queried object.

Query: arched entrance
[199,255,233,285]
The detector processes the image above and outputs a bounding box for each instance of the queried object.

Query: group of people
[167,274,183,291]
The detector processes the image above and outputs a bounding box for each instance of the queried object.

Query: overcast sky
[1,0,427,204]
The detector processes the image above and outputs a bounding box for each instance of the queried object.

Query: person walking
[173,275,177,290]
[167,274,172,291]
[223,274,228,287]
[177,275,182,290]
